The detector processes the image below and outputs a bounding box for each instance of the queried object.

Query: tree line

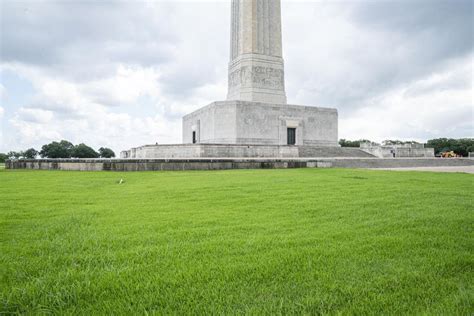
[339,138,474,157]
[425,138,474,157]
[0,140,115,162]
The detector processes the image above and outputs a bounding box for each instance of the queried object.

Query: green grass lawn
[0,168,472,314]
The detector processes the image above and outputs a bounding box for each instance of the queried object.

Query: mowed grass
[0,168,472,315]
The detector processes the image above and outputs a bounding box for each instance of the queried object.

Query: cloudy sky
[0,0,472,154]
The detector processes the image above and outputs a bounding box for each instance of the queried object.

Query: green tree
[40,140,74,158]
[23,148,38,159]
[0,153,7,163]
[71,144,99,158]
[454,138,474,157]
[426,138,474,157]
[7,151,22,159]
[383,140,419,145]
[98,147,115,158]
[339,139,374,147]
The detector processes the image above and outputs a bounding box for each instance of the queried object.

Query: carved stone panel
[229,66,285,91]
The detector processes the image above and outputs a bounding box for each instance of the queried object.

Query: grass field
[0,168,472,314]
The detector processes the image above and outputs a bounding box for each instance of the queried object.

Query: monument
[121,0,346,159]
[182,0,338,147]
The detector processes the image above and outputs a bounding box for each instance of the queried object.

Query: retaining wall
[5,158,473,171]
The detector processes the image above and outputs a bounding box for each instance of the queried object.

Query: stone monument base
[121,101,342,159]
[182,101,338,146]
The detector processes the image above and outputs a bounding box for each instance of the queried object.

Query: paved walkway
[370,166,474,174]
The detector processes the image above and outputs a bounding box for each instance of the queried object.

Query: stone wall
[121,144,372,159]
[182,101,338,146]
[7,158,473,172]
[360,143,435,158]
[6,159,319,171]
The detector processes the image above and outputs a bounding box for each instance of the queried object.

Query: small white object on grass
[118,179,124,184]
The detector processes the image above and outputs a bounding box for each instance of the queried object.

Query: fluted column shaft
[228,0,287,104]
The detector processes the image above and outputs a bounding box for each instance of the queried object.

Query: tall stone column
[227,0,287,104]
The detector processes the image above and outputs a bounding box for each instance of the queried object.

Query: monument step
[299,147,375,158]
[121,144,375,159]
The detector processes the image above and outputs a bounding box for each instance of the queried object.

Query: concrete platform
[121,144,374,159]
[6,158,473,172]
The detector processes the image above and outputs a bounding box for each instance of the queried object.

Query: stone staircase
[298,146,375,158]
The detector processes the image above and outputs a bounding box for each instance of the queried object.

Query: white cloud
[2,63,185,152]
[0,106,4,118]
[83,65,162,106]
[17,108,53,124]
[0,84,6,100]
[340,55,474,142]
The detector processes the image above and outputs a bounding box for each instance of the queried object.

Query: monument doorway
[287,128,296,145]
[192,131,197,144]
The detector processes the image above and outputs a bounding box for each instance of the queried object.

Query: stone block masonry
[120,144,372,159]
[6,158,473,172]
[360,143,435,158]
[228,0,287,104]
[182,101,338,146]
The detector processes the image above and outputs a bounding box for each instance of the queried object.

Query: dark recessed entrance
[287,128,296,145]
[192,131,197,144]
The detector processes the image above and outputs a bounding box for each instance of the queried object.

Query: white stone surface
[227,0,287,104]
[360,143,435,158]
[183,100,338,146]
[121,144,299,159]
[119,144,375,159]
